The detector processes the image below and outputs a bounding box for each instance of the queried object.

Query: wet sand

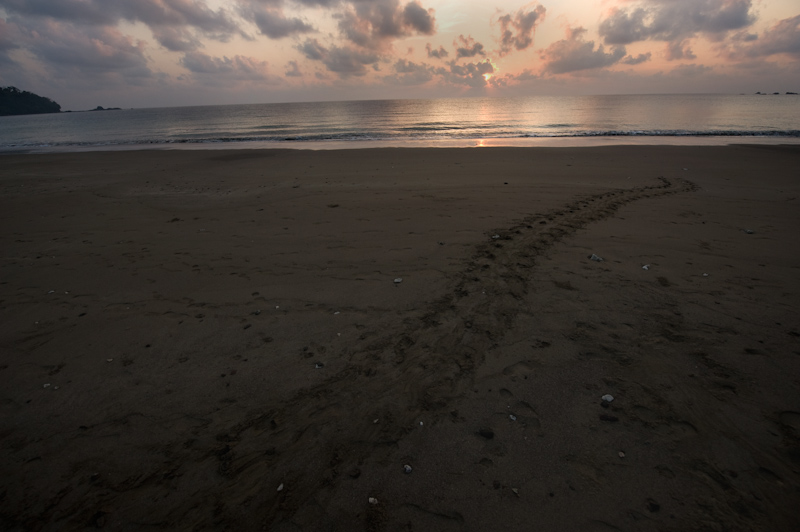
[1,146,799,531]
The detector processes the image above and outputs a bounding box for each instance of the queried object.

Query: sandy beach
[1,145,799,531]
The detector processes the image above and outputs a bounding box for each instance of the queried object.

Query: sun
[483,73,493,82]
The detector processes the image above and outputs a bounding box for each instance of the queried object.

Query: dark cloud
[726,15,800,59]
[150,26,202,52]
[666,40,696,60]
[671,63,713,77]
[385,58,435,85]
[621,52,652,65]
[180,50,272,80]
[238,3,316,39]
[736,32,759,43]
[323,46,380,75]
[496,4,546,56]
[297,37,379,76]
[599,0,756,60]
[290,0,342,7]
[598,7,650,45]
[751,14,800,57]
[502,68,539,83]
[285,60,302,77]
[0,17,21,67]
[6,17,154,88]
[27,21,148,72]
[336,0,436,50]
[402,1,435,34]
[0,17,20,52]
[1,0,245,50]
[124,1,241,36]
[0,0,115,25]
[440,59,494,88]
[454,35,485,59]
[541,27,627,74]
[2,0,241,33]
[426,43,448,59]
[298,38,327,61]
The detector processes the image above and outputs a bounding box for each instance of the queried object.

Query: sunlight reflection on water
[1,94,798,152]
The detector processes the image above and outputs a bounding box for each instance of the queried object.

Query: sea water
[1,94,798,151]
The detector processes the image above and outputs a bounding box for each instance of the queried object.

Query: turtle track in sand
[199,176,699,528]
[56,177,700,530]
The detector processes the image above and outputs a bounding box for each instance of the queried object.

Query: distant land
[0,86,61,116]
[0,87,124,116]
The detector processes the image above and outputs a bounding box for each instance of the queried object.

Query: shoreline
[2,134,800,154]
[2,145,799,530]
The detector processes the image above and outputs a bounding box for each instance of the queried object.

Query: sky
[0,0,798,109]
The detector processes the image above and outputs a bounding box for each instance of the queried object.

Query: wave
[2,128,799,150]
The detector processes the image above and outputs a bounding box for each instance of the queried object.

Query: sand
[1,145,799,531]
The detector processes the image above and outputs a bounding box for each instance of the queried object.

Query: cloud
[238,3,316,39]
[0,18,21,57]
[725,15,800,59]
[0,18,25,74]
[621,52,652,65]
[298,38,327,61]
[336,0,436,50]
[599,0,756,60]
[14,18,151,76]
[1,0,244,50]
[285,60,302,77]
[426,43,448,59]
[666,40,696,60]
[496,3,546,56]
[502,68,540,83]
[670,63,713,77]
[324,46,381,75]
[540,27,627,74]
[403,1,435,34]
[180,51,273,81]
[149,26,202,52]
[297,38,379,76]
[454,35,485,59]
[384,58,435,85]
[440,59,494,88]
[0,0,117,26]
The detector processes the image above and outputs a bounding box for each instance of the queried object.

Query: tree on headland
[0,86,61,116]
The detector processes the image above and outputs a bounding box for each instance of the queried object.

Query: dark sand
[1,146,799,531]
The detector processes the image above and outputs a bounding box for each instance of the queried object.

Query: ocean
[1,94,798,152]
